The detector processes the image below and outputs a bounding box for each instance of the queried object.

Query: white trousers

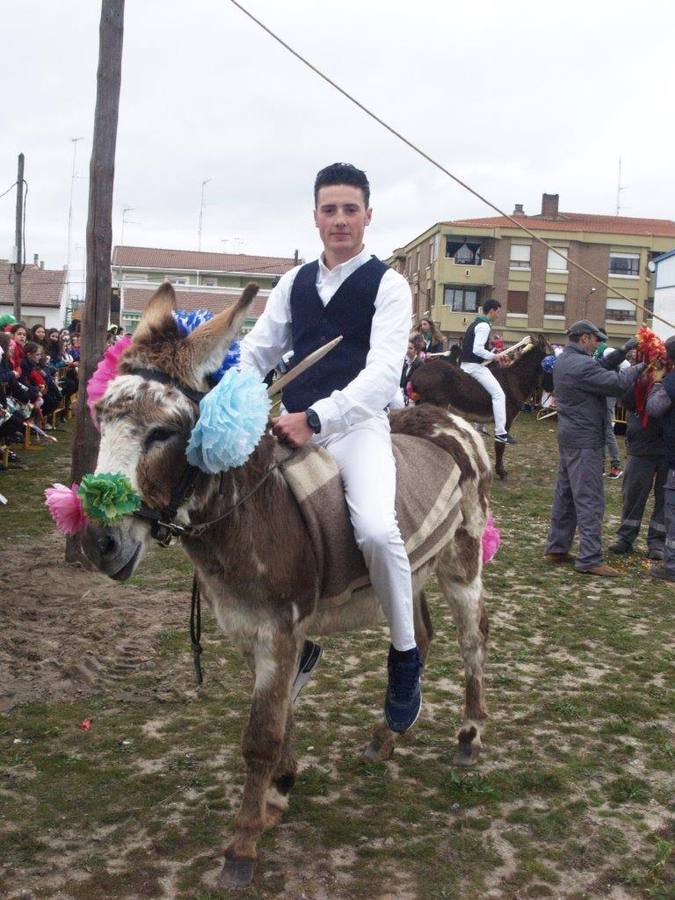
[316,414,416,651]
[461,362,507,434]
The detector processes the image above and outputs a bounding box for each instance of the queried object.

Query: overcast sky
[2,0,674,294]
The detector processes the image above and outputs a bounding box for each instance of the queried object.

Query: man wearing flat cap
[545,320,643,576]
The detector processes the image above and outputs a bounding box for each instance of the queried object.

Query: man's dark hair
[666,335,675,362]
[482,299,501,315]
[314,163,370,207]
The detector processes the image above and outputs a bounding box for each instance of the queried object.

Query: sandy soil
[0,533,187,714]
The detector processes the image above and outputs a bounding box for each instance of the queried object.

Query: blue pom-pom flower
[173,309,240,383]
[541,354,557,373]
[186,368,271,473]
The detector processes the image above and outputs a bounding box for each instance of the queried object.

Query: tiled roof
[0,260,65,309]
[447,212,675,238]
[122,286,269,319]
[112,245,299,275]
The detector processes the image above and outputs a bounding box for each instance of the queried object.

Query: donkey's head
[81,281,258,580]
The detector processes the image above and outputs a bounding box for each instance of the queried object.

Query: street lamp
[66,137,84,292]
[121,206,139,245]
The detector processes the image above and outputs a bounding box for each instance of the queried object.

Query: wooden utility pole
[67,0,125,562]
[13,153,25,321]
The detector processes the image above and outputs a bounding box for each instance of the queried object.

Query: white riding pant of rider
[315,412,416,652]
[460,362,507,435]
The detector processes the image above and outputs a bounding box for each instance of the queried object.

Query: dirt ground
[0,416,673,899]
[1,533,188,715]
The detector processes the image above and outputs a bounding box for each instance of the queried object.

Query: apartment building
[111,246,301,333]
[390,194,675,345]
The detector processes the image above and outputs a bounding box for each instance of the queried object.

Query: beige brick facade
[390,195,675,347]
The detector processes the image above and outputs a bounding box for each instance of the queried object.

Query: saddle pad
[277,433,463,604]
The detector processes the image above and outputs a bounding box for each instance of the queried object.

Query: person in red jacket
[9,322,28,374]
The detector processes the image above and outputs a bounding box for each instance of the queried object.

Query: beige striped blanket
[277,434,463,604]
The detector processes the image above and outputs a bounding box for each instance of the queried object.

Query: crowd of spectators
[0,318,81,467]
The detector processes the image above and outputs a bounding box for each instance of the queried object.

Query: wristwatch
[305,408,321,434]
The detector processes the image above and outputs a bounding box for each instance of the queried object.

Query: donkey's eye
[145,427,175,450]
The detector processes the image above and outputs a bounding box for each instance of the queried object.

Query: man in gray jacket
[545,320,644,576]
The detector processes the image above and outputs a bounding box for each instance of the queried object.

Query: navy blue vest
[282,256,388,413]
[461,317,491,364]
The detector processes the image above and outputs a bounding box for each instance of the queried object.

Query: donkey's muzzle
[81,523,141,581]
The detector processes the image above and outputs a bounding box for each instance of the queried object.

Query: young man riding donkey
[242,162,423,732]
[76,163,493,887]
[460,298,517,446]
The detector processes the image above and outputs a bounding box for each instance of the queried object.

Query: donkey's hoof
[452,743,480,767]
[497,470,508,481]
[363,737,395,762]
[218,856,255,890]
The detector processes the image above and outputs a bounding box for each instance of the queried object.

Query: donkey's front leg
[219,624,299,890]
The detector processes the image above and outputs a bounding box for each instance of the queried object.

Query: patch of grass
[1,413,674,899]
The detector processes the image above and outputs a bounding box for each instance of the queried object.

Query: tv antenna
[616,157,627,215]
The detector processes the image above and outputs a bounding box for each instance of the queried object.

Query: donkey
[410,334,551,480]
[81,283,492,889]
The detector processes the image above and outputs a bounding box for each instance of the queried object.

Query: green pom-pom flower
[77,473,141,524]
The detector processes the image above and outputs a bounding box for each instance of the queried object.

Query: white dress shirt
[240,247,412,436]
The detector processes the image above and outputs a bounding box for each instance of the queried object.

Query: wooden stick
[481,334,532,366]
[267,336,343,397]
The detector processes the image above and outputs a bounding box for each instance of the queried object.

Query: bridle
[126,367,279,547]
[122,365,280,685]
[123,367,207,545]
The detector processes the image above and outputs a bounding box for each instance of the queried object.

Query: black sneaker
[384,645,422,733]
[494,432,517,445]
[647,547,664,561]
[291,639,322,703]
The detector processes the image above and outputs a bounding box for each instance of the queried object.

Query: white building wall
[653,255,675,340]
[0,304,63,328]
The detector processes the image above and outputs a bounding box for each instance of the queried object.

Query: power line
[0,181,18,200]
[227,0,673,331]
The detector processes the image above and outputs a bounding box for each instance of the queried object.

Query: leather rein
[126,366,280,685]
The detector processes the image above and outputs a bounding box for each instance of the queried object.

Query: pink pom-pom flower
[482,515,501,564]
[44,482,88,535]
[86,335,132,426]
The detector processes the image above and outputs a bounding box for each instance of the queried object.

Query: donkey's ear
[133,282,177,344]
[182,283,258,381]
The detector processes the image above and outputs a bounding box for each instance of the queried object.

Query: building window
[510,243,531,269]
[166,275,188,285]
[446,239,481,265]
[606,297,636,322]
[416,250,420,272]
[443,286,478,312]
[544,292,565,316]
[430,236,438,263]
[121,272,147,281]
[202,277,216,286]
[507,291,528,314]
[547,247,568,271]
[609,253,639,277]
